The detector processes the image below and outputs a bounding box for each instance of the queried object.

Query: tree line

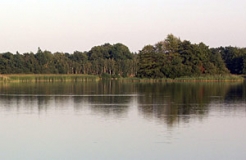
[137,34,246,78]
[0,43,137,77]
[0,34,245,78]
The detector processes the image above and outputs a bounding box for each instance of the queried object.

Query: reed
[0,74,244,83]
[0,74,100,82]
[174,75,244,82]
[117,75,245,83]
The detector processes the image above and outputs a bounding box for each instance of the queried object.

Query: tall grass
[0,74,100,82]
[0,74,244,83]
[117,75,245,83]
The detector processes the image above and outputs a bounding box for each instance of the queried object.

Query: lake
[0,81,246,160]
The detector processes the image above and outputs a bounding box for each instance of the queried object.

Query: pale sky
[0,0,246,53]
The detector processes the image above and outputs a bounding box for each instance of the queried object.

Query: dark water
[0,81,246,160]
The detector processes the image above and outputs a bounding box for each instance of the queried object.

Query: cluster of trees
[137,34,246,78]
[0,43,137,77]
[137,34,233,78]
[213,47,246,74]
[0,34,246,78]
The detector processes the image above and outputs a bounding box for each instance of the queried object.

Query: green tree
[137,45,164,78]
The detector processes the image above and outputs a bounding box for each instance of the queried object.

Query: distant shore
[0,74,244,83]
[0,74,100,82]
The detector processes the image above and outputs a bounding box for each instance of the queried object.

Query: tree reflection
[73,96,130,118]
[136,82,243,126]
[224,82,246,102]
[0,81,245,125]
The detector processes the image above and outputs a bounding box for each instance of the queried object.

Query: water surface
[0,81,246,160]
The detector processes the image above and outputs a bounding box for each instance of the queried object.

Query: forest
[0,34,246,79]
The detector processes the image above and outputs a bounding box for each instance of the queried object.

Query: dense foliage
[137,34,230,78]
[0,43,137,77]
[211,47,246,74]
[0,34,246,78]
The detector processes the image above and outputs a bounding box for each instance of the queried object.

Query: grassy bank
[0,74,100,82]
[117,75,245,83]
[0,74,244,83]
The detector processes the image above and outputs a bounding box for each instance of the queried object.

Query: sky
[0,0,246,53]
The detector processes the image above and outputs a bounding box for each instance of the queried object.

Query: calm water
[0,81,246,160]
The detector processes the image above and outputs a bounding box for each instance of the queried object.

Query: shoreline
[0,74,244,83]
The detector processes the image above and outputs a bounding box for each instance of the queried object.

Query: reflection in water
[1,81,246,160]
[0,81,245,126]
[0,95,134,117]
[136,82,245,126]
